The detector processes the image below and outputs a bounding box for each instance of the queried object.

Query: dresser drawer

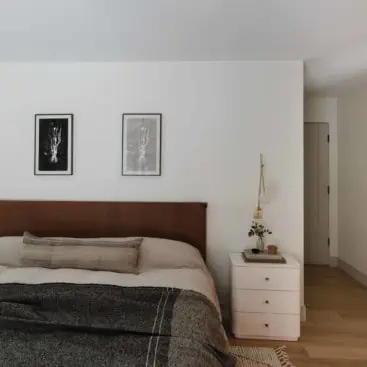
[232,267,300,291]
[232,312,300,340]
[232,289,300,314]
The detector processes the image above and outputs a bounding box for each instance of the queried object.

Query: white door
[304,123,330,264]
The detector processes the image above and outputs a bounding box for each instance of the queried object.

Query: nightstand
[229,252,300,341]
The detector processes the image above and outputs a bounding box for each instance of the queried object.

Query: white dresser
[229,252,300,341]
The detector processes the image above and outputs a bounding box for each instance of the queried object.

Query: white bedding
[0,265,221,314]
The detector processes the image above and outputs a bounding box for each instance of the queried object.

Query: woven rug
[230,346,294,367]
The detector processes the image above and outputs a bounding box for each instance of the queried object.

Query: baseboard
[338,258,367,287]
[301,304,307,322]
[329,256,338,267]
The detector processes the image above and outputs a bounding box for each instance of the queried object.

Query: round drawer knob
[265,277,269,281]
[265,324,269,328]
[265,300,269,304]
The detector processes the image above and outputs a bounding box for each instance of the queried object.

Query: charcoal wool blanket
[0,283,234,367]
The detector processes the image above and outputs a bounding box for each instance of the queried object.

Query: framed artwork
[122,113,162,176]
[34,114,73,175]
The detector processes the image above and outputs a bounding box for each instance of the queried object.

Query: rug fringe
[230,345,295,367]
[274,346,294,367]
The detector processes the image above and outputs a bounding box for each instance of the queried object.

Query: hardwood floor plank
[305,345,367,360]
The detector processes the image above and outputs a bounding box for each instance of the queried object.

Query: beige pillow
[20,244,139,274]
[23,232,142,249]
[0,236,24,267]
[138,237,206,271]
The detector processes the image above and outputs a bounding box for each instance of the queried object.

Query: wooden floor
[230,265,367,366]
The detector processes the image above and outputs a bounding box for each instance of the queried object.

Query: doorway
[304,122,330,265]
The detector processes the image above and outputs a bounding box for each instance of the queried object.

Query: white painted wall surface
[338,86,367,275]
[304,97,338,262]
[0,62,304,293]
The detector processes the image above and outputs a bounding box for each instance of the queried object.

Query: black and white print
[122,113,162,176]
[34,114,73,175]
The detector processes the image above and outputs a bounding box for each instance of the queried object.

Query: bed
[0,200,234,367]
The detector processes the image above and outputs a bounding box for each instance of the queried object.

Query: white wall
[338,86,367,275]
[304,97,338,262]
[0,61,304,293]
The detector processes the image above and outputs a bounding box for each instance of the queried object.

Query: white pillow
[138,237,206,271]
[0,236,24,267]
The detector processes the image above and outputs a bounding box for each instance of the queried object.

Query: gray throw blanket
[0,283,234,367]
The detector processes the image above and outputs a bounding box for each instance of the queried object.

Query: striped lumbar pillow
[20,243,140,274]
[23,231,142,249]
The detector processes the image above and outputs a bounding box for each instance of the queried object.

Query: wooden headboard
[0,201,207,259]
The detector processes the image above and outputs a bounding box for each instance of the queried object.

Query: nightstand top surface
[229,252,300,268]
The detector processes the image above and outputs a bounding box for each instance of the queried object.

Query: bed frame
[0,200,207,259]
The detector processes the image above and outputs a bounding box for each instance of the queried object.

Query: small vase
[256,237,265,252]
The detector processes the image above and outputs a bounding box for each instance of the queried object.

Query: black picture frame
[34,114,74,176]
[122,113,162,176]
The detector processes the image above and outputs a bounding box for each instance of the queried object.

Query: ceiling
[1,0,367,93]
